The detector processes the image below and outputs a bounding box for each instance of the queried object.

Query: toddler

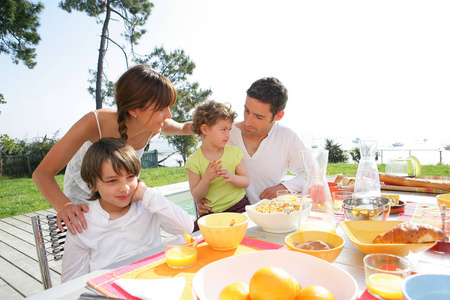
[186,101,250,229]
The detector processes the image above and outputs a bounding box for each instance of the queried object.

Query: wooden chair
[31,214,66,289]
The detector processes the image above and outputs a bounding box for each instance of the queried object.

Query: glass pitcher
[299,150,336,233]
[354,140,381,198]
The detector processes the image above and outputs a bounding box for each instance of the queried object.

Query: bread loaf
[372,222,445,244]
[379,173,450,192]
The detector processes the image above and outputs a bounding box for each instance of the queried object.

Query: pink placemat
[335,213,346,225]
[396,201,418,222]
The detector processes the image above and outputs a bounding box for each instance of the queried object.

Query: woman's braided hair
[115,65,177,140]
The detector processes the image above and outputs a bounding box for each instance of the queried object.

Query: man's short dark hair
[246,77,288,117]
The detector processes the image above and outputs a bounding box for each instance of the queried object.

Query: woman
[32,65,191,235]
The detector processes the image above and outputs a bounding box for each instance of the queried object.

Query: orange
[294,279,302,298]
[296,285,335,300]
[218,281,250,300]
[249,266,300,300]
[183,231,194,244]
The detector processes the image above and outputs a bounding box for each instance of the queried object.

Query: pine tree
[0,0,44,68]
[59,0,153,108]
[136,47,212,165]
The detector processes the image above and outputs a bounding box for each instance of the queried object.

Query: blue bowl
[402,274,450,300]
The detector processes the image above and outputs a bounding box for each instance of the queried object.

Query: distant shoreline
[149,136,450,167]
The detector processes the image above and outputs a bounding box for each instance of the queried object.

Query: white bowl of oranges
[192,250,358,300]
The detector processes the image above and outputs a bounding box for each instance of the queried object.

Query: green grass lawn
[1,164,449,219]
[0,167,188,219]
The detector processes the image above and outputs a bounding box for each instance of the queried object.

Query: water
[165,190,196,217]
[304,136,450,165]
[149,135,450,167]
[148,136,185,167]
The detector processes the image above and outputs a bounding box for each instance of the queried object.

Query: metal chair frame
[31,214,66,289]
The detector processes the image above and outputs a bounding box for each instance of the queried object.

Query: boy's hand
[131,179,148,202]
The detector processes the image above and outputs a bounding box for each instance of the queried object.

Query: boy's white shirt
[61,188,193,282]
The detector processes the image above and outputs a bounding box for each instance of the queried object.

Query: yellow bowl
[437,193,450,207]
[340,220,436,257]
[198,213,248,251]
[284,231,345,263]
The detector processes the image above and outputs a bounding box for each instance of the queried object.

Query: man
[196,77,307,215]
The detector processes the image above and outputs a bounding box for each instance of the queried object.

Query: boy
[61,138,193,282]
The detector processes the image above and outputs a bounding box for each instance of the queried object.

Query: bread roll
[334,174,355,187]
[373,222,445,244]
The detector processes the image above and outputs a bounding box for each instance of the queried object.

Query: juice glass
[277,190,297,202]
[364,253,411,300]
[332,191,354,213]
[164,234,197,269]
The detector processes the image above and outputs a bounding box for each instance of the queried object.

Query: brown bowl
[390,200,406,214]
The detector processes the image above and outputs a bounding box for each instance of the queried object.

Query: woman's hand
[57,203,89,235]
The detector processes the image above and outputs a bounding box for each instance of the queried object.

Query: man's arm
[196,198,212,216]
[258,183,287,200]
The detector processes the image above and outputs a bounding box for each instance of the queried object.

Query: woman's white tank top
[63,111,146,204]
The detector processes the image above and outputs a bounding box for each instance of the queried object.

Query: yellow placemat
[88,237,283,299]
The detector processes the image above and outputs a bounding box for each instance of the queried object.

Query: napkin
[114,277,185,300]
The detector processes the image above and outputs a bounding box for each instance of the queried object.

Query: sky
[1,0,450,148]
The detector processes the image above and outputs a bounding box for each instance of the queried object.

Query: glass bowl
[342,197,391,221]
[421,206,450,236]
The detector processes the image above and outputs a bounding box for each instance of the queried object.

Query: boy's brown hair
[81,138,141,200]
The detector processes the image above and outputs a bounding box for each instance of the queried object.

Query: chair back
[31,214,66,289]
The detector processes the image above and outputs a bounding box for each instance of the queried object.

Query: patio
[0,182,193,299]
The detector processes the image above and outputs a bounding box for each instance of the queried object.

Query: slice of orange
[184,231,194,244]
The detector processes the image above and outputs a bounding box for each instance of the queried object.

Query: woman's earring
[134,115,137,118]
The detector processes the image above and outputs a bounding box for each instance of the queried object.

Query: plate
[339,185,354,192]
[340,220,436,257]
[192,250,358,300]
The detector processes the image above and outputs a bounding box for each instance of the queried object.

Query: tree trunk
[95,1,112,109]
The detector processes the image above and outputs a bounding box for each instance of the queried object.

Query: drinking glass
[364,253,411,300]
[164,234,197,269]
[332,191,354,213]
[277,190,297,202]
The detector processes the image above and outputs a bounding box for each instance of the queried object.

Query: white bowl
[402,274,450,300]
[192,250,358,300]
[246,199,311,233]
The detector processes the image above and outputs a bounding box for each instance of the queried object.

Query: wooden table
[27,191,450,300]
